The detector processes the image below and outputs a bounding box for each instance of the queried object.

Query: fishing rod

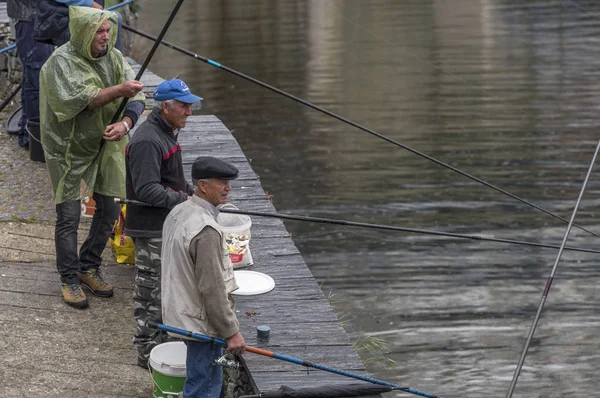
[506,140,600,396]
[114,198,600,255]
[0,44,16,55]
[0,83,21,114]
[109,0,185,126]
[120,23,600,240]
[93,0,185,163]
[108,0,135,11]
[150,322,443,398]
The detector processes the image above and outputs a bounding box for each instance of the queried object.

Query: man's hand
[103,121,128,141]
[92,1,103,9]
[119,80,144,98]
[226,332,246,355]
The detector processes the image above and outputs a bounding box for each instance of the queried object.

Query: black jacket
[125,108,194,238]
[7,0,36,21]
[33,0,105,46]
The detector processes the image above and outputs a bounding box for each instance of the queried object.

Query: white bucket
[217,203,253,268]
[149,341,187,398]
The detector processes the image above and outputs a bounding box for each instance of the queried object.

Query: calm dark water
[133,1,600,396]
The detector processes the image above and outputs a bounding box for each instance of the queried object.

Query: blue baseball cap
[153,79,203,103]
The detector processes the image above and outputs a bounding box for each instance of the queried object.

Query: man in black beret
[161,156,245,397]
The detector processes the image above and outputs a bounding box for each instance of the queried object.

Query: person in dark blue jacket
[7,0,54,148]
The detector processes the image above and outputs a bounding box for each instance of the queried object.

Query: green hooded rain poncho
[40,6,145,204]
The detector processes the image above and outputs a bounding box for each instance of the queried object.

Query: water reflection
[133,1,600,396]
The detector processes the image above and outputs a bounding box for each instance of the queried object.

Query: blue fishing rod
[151,322,443,398]
[119,23,600,241]
[0,44,16,55]
[114,198,600,255]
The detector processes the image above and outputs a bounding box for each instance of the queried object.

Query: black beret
[192,156,239,180]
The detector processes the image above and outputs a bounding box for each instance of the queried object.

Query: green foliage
[322,283,395,367]
[9,214,38,223]
[353,334,396,367]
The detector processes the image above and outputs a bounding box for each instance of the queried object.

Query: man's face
[201,178,232,207]
[91,20,111,57]
[163,101,193,130]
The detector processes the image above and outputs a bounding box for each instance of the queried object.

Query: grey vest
[161,200,238,338]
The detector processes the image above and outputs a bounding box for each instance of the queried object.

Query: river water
[133,1,600,396]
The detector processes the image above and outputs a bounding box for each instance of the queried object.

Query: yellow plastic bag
[109,204,135,264]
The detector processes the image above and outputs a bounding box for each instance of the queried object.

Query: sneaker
[79,269,114,297]
[61,283,89,309]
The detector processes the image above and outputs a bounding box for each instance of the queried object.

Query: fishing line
[565,0,600,17]
[120,23,600,240]
[150,322,444,398]
[114,198,600,254]
[505,138,600,397]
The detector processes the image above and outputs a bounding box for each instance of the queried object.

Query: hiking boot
[61,283,89,309]
[79,269,114,297]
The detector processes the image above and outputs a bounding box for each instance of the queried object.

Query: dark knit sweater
[125,108,193,238]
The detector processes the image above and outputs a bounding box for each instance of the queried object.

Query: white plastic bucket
[217,203,253,268]
[149,341,187,397]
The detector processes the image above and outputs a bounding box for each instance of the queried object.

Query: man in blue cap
[125,78,202,368]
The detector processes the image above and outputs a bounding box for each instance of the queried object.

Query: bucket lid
[149,341,187,377]
[232,270,275,296]
[6,106,21,134]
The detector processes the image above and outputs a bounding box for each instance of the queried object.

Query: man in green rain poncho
[39,6,145,309]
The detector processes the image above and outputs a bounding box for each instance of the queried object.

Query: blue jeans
[183,340,224,398]
[14,20,53,147]
[55,192,120,284]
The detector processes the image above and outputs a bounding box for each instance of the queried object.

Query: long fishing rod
[120,23,600,240]
[506,140,600,396]
[114,198,600,255]
[93,0,185,164]
[150,322,443,398]
[109,0,185,126]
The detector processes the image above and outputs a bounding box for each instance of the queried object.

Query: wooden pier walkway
[0,52,373,396]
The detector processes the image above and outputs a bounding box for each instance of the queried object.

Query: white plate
[232,270,275,296]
